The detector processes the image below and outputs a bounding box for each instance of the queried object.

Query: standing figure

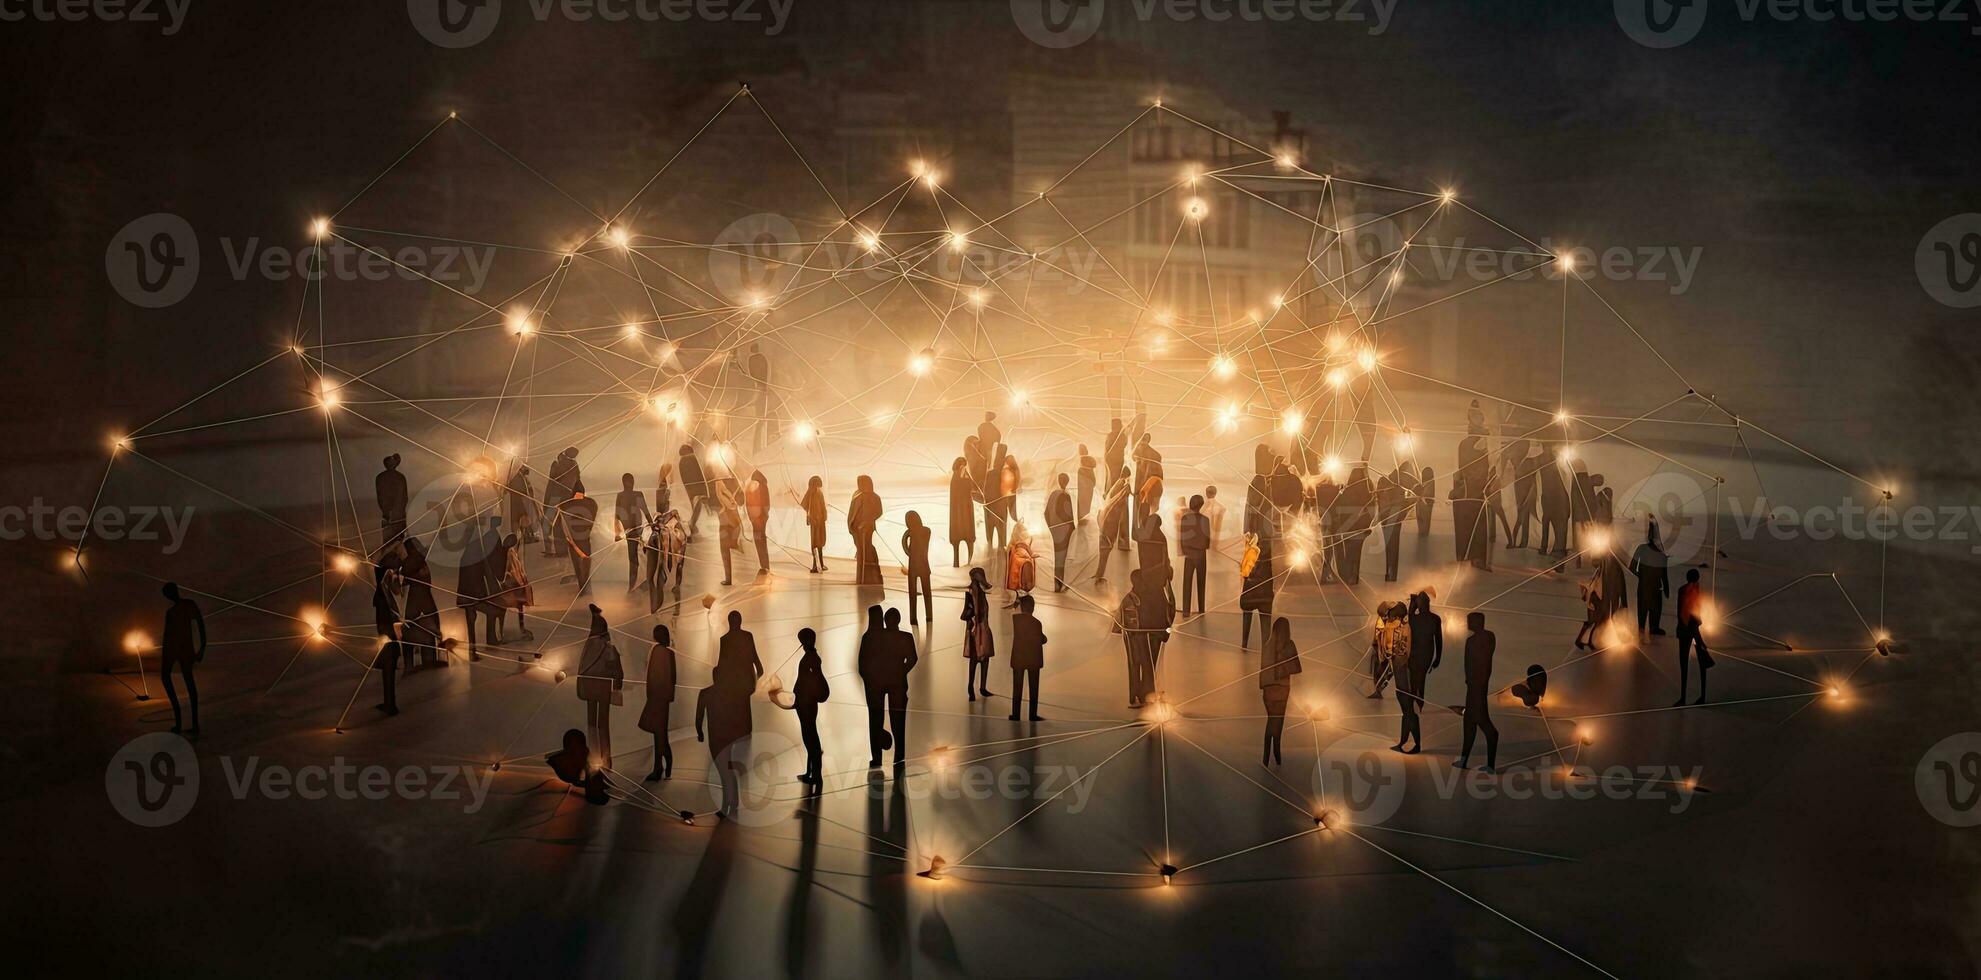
[947,457,977,567]
[716,609,765,690]
[1366,601,1411,699]
[558,491,599,596]
[1045,472,1075,592]
[647,511,687,610]
[1338,468,1374,585]
[1631,522,1670,640]
[614,472,652,592]
[400,539,444,667]
[639,625,677,781]
[1136,513,1170,592]
[800,475,828,573]
[1674,568,1715,705]
[977,412,1004,499]
[372,566,403,715]
[542,447,582,558]
[491,532,535,647]
[881,608,918,766]
[1512,443,1539,548]
[1453,612,1499,772]
[848,474,884,587]
[1008,594,1046,721]
[792,627,830,787]
[961,567,996,700]
[1178,495,1210,616]
[1377,469,1407,582]
[1102,419,1127,514]
[985,454,1016,552]
[1569,461,1595,568]
[1239,532,1276,650]
[654,461,673,519]
[1260,616,1303,766]
[746,469,772,577]
[504,461,538,545]
[375,454,409,554]
[1574,569,1605,649]
[1076,444,1098,525]
[1539,450,1570,557]
[1397,593,1443,752]
[1115,569,1152,707]
[901,511,933,625]
[695,668,754,818]
[158,583,206,735]
[455,519,496,660]
[1415,466,1437,537]
[678,444,710,540]
[856,607,889,766]
[1095,466,1132,584]
[747,342,777,449]
[716,477,742,587]
[577,605,624,770]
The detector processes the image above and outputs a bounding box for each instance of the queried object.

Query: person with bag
[639,624,676,781]
[792,627,831,788]
[1260,616,1303,766]
[961,567,996,700]
[1239,533,1276,651]
[576,605,624,770]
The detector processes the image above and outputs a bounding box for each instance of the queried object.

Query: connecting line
[1343,829,1618,979]
[951,723,1157,868]
[1356,824,1575,864]
[1165,725,1312,819]
[1177,826,1326,876]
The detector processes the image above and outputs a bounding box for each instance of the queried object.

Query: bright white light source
[1281,409,1304,435]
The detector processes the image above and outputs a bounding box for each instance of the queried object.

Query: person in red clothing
[1674,568,1716,705]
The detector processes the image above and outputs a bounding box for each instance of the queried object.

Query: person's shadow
[866,772,907,968]
[782,799,821,975]
[672,818,741,976]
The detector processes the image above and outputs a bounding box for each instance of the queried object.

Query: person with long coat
[745,469,772,577]
[901,511,934,625]
[504,462,538,545]
[1239,533,1277,650]
[1045,472,1076,592]
[848,474,884,586]
[372,565,404,715]
[947,457,977,566]
[1008,594,1046,721]
[455,519,496,660]
[400,538,443,668]
[542,447,582,557]
[1261,616,1303,766]
[961,567,996,700]
[1095,467,1132,585]
[801,475,829,573]
[490,531,535,646]
[577,605,624,769]
[639,624,676,781]
[1539,450,1570,556]
[1075,444,1098,526]
[1116,569,1154,707]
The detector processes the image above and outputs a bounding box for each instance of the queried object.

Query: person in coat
[577,605,624,770]
[716,476,743,587]
[1075,444,1098,526]
[400,538,443,667]
[455,517,496,660]
[801,475,829,573]
[1094,466,1132,585]
[1239,533,1277,651]
[1045,472,1075,592]
[1261,616,1303,766]
[961,567,995,700]
[678,443,710,540]
[745,470,772,576]
[542,447,582,557]
[1008,594,1047,721]
[792,627,831,788]
[639,624,677,781]
[947,457,977,567]
[1178,494,1210,616]
[848,474,884,586]
[1454,611,1500,772]
[375,454,409,553]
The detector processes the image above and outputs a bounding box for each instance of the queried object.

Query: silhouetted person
[901,511,933,624]
[1631,521,1670,640]
[746,469,772,576]
[614,472,652,591]
[542,446,582,557]
[1095,466,1131,584]
[856,606,889,766]
[1675,568,1715,705]
[1116,568,1155,707]
[547,728,607,804]
[1512,443,1540,548]
[977,411,1004,496]
[747,342,776,449]
[1202,485,1226,552]
[1454,611,1499,772]
[1415,465,1436,536]
[1378,468,1407,582]
[1569,461,1595,568]
[1574,568,1605,649]
[1398,592,1443,753]
[947,457,977,566]
[881,608,918,767]
[986,454,1019,552]
[848,474,883,586]
[491,532,534,646]
[717,609,764,690]
[1239,533,1276,650]
[962,567,995,700]
[375,454,408,552]
[455,518,496,660]
[559,490,599,595]
[801,475,828,572]
[1367,600,1410,699]
[1539,450,1570,556]
[678,443,710,539]
[793,627,830,788]
[504,461,538,545]
[1132,434,1164,527]
[401,539,443,667]
[715,476,742,587]
[695,677,752,817]
[1338,468,1374,585]
[1178,494,1210,616]
[1045,472,1075,592]
[372,565,403,715]
[1102,419,1127,515]
[577,605,624,769]
[1076,444,1098,525]
[640,624,677,781]
[1008,594,1046,720]
[1137,512,1170,594]
[157,584,206,735]
[1261,616,1302,766]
